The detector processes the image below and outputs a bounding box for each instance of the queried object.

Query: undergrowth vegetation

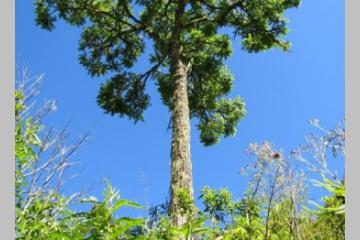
[15,72,344,239]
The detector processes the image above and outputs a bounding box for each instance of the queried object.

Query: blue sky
[16,1,344,213]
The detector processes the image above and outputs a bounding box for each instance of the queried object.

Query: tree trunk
[168,0,194,227]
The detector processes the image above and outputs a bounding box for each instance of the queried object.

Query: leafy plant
[15,71,145,240]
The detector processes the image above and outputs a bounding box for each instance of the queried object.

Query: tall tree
[35,0,300,226]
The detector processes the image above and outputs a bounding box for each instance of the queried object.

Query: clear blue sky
[16,1,344,213]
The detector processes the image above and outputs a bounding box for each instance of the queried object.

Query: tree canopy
[35,0,300,145]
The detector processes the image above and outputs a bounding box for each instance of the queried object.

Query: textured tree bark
[168,0,194,227]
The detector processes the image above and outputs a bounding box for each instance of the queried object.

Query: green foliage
[196,97,246,146]
[143,189,210,240]
[15,91,36,204]
[15,89,71,239]
[16,75,344,239]
[301,179,345,240]
[70,181,145,240]
[97,73,150,122]
[312,178,345,215]
[224,196,264,240]
[174,188,197,217]
[34,0,300,145]
[200,187,233,224]
[16,192,71,240]
[15,82,145,240]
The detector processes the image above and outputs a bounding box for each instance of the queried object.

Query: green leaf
[112,199,143,213]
